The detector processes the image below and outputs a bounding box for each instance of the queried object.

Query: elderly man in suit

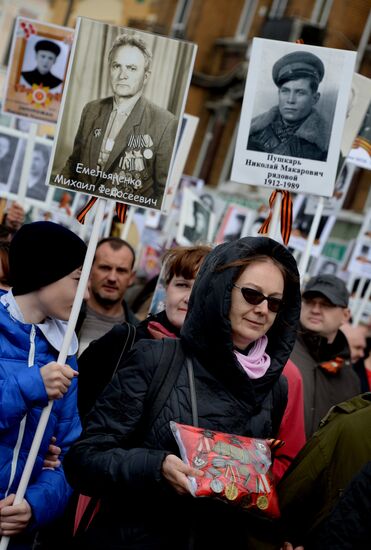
[247,51,329,161]
[61,33,177,210]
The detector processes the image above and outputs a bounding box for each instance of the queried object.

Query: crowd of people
[0,208,370,550]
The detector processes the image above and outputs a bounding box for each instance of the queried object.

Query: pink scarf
[234,335,271,379]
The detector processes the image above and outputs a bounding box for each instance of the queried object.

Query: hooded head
[181,236,301,403]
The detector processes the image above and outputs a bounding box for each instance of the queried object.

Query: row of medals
[193,454,269,510]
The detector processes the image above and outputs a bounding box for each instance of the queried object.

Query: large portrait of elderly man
[231,39,356,197]
[49,18,196,211]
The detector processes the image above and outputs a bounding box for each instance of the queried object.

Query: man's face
[278,78,320,123]
[0,137,10,159]
[301,294,350,343]
[89,242,135,307]
[35,50,57,75]
[110,45,149,99]
[340,323,367,363]
[30,150,47,177]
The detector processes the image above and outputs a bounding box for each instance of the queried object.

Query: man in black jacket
[290,274,361,438]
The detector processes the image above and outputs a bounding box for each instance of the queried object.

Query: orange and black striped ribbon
[352,136,371,155]
[76,197,128,225]
[258,190,293,245]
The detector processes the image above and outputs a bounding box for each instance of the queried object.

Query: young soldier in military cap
[21,39,63,90]
[247,50,329,160]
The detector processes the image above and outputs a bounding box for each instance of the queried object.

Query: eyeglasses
[233,284,284,313]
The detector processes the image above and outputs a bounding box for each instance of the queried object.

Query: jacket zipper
[5,325,36,497]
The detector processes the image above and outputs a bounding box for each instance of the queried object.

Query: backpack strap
[111,322,137,379]
[145,338,185,430]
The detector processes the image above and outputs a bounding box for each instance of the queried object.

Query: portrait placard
[289,194,336,257]
[339,74,371,167]
[0,132,24,194]
[348,102,371,171]
[3,18,74,124]
[348,211,371,277]
[231,38,356,197]
[303,162,356,217]
[48,17,197,212]
[8,140,53,204]
[214,204,255,244]
[177,188,214,246]
[162,113,199,214]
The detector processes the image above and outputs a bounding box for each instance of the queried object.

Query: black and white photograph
[0,133,20,191]
[231,38,356,197]
[348,101,371,171]
[289,194,336,257]
[9,142,52,202]
[19,34,69,93]
[303,162,356,217]
[177,188,214,245]
[3,18,74,124]
[162,112,199,214]
[349,239,371,279]
[338,73,371,169]
[48,17,197,211]
[214,204,254,244]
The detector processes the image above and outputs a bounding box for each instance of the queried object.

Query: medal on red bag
[225,464,239,501]
[210,478,224,494]
[257,495,269,510]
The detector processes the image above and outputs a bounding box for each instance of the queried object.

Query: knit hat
[10,221,87,296]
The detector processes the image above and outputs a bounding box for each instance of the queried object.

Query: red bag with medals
[170,421,281,518]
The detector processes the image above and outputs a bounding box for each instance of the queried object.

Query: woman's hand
[0,494,32,536]
[162,454,204,495]
[281,543,304,550]
[43,436,62,469]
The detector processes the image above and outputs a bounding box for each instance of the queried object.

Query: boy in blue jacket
[0,221,87,548]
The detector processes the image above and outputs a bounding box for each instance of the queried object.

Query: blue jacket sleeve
[24,358,81,526]
[0,363,48,431]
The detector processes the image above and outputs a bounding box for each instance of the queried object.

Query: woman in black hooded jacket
[64,236,301,549]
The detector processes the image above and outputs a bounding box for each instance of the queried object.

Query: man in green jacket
[278,392,371,548]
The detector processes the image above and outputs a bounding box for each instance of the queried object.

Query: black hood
[181,236,301,405]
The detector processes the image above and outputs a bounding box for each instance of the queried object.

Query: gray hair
[108,33,152,73]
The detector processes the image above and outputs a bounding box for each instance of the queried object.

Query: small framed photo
[0,133,23,193]
[289,195,336,257]
[214,204,255,244]
[3,18,74,124]
[177,188,214,245]
[8,141,52,203]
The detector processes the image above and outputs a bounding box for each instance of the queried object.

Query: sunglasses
[233,284,284,313]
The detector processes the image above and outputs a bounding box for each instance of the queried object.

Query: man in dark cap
[289,274,360,439]
[248,50,329,160]
[0,221,87,546]
[21,39,63,90]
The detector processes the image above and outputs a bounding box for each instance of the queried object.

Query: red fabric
[171,422,281,518]
[273,360,306,482]
[73,494,101,535]
[146,321,177,340]
[366,367,371,391]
